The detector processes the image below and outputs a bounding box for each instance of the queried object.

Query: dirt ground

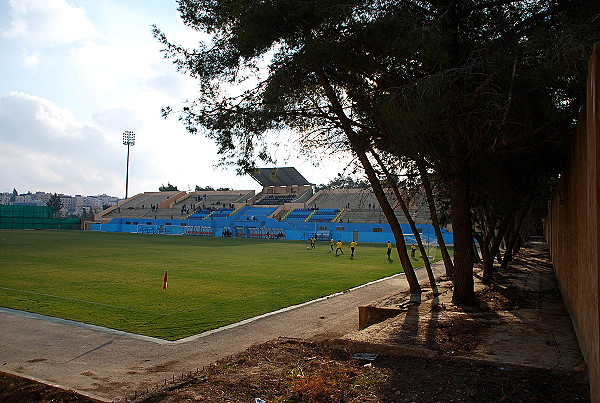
[128,338,588,403]
[336,240,586,377]
[0,241,591,402]
[0,337,589,403]
[0,374,93,403]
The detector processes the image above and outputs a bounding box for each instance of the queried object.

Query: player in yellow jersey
[349,241,358,257]
[411,243,417,259]
[387,240,393,261]
[330,238,335,252]
[335,240,343,256]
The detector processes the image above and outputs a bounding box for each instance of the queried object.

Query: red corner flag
[163,271,168,290]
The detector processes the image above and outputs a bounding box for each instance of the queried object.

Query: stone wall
[547,42,600,402]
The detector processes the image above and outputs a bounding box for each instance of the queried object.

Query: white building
[1,190,119,217]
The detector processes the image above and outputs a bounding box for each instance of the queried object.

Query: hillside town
[0,189,119,218]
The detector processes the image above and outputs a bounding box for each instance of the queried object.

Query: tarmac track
[0,261,443,401]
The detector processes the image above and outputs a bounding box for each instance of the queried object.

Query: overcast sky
[0,0,351,198]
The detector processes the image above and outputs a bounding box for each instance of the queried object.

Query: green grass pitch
[0,230,431,340]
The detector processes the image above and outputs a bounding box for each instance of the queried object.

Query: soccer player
[411,244,417,259]
[387,240,393,259]
[330,238,335,252]
[350,241,358,257]
[310,237,316,249]
[335,240,343,256]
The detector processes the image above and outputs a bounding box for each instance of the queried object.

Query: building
[0,190,120,217]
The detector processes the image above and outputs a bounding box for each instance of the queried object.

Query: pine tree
[154,0,600,303]
[47,193,62,218]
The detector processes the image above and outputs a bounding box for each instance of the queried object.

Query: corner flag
[163,271,168,290]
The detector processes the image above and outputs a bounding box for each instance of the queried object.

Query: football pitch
[0,230,429,340]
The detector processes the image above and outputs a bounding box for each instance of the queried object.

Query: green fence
[0,205,81,230]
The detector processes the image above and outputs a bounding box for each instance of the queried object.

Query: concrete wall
[91,214,454,245]
[547,43,600,401]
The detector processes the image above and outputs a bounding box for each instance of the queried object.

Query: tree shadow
[396,293,422,344]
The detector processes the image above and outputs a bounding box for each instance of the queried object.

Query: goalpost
[403,233,439,260]
[83,221,102,231]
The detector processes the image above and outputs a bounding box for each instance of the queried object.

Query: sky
[0,0,351,198]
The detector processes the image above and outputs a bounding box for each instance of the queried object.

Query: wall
[547,43,600,401]
[91,215,454,245]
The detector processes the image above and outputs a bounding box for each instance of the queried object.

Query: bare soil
[126,338,588,402]
[2,335,588,403]
[0,375,93,403]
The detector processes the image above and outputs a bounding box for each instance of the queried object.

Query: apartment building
[0,191,119,217]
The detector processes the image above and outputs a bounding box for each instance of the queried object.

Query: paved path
[0,263,443,401]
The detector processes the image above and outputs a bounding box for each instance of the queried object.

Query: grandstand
[92,167,450,244]
[100,190,255,221]
[281,208,342,223]
[188,209,213,220]
[306,188,384,210]
[249,167,314,206]
[100,191,179,219]
[254,194,296,205]
[283,208,313,221]
[191,190,255,208]
[236,206,278,221]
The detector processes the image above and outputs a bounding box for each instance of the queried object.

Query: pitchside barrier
[247,227,286,239]
[135,224,189,235]
[184,226,213,236]
[137,225,162,234]
[0,205,81,230]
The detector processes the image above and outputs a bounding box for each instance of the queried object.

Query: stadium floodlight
[122,131,136,200]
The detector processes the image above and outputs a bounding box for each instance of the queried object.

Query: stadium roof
[248,167,311,187]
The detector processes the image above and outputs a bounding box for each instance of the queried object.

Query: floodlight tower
[122,131,135,200]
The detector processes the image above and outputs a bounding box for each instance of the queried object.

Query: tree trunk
[416,158,454,277]
[501,214,525,269]
[473,240,481,263]
[500,197,531,270]
[513,234,522,255]
[489,213,514,271]
[448,175,475,305]
[358,152,421,293]
[371,150,437,293]
[474,232,492,284]
[316,70,421,293]
[477,211,495,284]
